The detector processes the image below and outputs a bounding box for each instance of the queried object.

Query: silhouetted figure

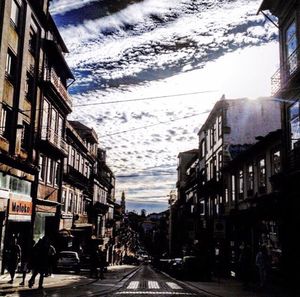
[255,246,269,289]
[5,237,21,284]
[28,236,51,289]
[19,240,35,286]
[239,244,252,288]
[90,246,99,278]
[45,244,56,277]
[97,249,106,280]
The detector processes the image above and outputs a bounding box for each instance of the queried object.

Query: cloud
[50,0,99,15]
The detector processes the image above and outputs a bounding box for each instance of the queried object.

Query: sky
[50,0,279,214]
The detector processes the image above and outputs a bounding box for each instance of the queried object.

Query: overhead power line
[99,110,210,137]
[73,90,217,107]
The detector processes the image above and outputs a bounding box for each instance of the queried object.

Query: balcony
[44,68,72,109]
[41,127,68,155]
[271,46,300,95]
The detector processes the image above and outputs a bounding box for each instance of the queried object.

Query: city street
[105,265,205,297]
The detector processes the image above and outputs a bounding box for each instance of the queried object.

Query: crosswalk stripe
[166,282,182,290]
[148,281,159,289]
[127,281,139,289]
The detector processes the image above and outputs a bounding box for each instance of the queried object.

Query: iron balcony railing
[44,68,72,108]
[41,127,68,155]
[271,46,300,95]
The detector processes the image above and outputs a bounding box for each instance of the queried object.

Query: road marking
[148,281,160,289]
[166,282,182,290]
[116,292,196,295]
[127,281,139,289]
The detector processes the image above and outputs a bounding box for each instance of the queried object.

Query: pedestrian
[19,240,35,286]
[97,249,106,280]
[45,244,56,277]
[28,236,51,289]
[255,245,269,289]
[239,243,252,289]
[90,245,99,278]
[5,236,21,284]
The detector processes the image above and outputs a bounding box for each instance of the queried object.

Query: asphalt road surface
[104,264,208,297]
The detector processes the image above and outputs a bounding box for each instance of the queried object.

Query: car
[56,251,80,273]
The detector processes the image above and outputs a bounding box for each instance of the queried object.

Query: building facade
[259,0,300,285]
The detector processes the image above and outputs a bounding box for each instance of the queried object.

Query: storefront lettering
[9,199,32,216]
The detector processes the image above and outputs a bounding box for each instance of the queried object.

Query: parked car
[56,251,80,273]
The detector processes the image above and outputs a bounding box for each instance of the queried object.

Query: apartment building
[0,0,51,271]
[258,0,300,285]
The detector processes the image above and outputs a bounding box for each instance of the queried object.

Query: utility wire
[73,90,217,107]
[16,89,216,112]
[99,110,209,137]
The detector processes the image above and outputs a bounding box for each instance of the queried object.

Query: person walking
[28,236,51,289]
[45,244,56,277]
[97,249,106,280]
[255,245,269,289]
[5,237,21,284]
[19,240,35,286]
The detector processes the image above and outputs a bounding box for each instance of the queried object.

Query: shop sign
[8,198,32,220]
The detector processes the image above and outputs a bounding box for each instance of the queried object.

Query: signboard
[8,198,32,221]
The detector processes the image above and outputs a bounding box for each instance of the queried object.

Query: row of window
[200,116,222,157]
[39,155,61,186]
[228,150,280,202]
[61,190,87,215]
[68,146,92,177]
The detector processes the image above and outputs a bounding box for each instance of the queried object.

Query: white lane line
[148,281,160,289]
[166,282,183,290]
[116,292,196,295]
[126,281,139,290]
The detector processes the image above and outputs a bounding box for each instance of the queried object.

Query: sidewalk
[185,277,298,297]
[0,265,137,295]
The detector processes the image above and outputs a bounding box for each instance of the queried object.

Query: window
[247,164,254,193]
[74,194,78,213]
[10,0,19,28]
[272,150,281,175]
[25,72,34,102]
[5,50,16,81]
[54,161,61,186]
[39,155,46,181]
[231,175,236,202]
[50,108,58,132]
[0,106,12,139]
[75,153,80,170]
[238,169,244,198]
[62,190,67,212]
[28,25,38,54]
[70,148,75,167]
[200,139,205,158]
[218,115,222,138]
[217,151,222,180]
[225,188,229,203]
[68,193,73,212]
[47,158,54,184]
[21,121,30,150]
[258,158,266,191]
[289,101,300,149]
[285,20,298,75]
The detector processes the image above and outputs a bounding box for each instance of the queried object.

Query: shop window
[9,176,31,195]
[0,172,9,189]
[271,150,281,175]
[258,157,266,193]
[289,101,300,149]
[5,50,16,82]
[285,20,298,75]
[10,0,20,28]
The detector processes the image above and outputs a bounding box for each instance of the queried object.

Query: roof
[69,121,98,143]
